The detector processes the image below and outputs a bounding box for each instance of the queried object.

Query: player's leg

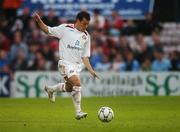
[45,83,66,92]
[44,82,66,102]
[45,62,72,102]
[44,77,73,102]
[67,75,87,120]
[68,75,81,113]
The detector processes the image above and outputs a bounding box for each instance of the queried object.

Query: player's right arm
[33,12,64,39]
[32,13,49,34]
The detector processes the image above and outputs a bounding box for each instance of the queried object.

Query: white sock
[47,83,66,92]
[71,86,81,114]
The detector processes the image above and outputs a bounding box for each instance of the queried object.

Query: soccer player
[33,11,99,120]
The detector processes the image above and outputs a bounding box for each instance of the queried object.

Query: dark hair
[76,11,90,21]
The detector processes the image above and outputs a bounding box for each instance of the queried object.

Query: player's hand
[90,70,99,79]
[32,12,41,22]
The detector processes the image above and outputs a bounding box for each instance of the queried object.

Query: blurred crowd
[0,6,180,74]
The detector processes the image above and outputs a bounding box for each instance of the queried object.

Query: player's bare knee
[68,75,81,87]
[65,81,73,92]
[73,82,81,87]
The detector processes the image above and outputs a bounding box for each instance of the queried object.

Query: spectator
[95,55,111,71]
[125,51,140,71]
[151,31,164,59]
[141,57,152,71]
[111,11,124,30]
[102,37,116,58]
[151,49,171,71]
[27,29,43,45]
[10,49,28,71]
[11,19,23,32]
[131,33,153,63]
[137,13,162,35]
[0,49,9,71]
[109,11,124,36]
[42,9,59,27]
[26,18,38,33]
[49,39,59,70]
[40,43,54,61]
[112,54,126,71]
[0,31,10,52]
[9,31,28,61]
[170,51,180,71]
[18,7,31,31]
[116,35,131,57]
[90,9,105,30]
[29,51,47,71]
[27,42,39,68]
[24,18,40,43]
[121,19,137,36]
[0,14,11,37]
[90,46,103,68]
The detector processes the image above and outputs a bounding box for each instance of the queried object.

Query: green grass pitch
[0,96,180,132]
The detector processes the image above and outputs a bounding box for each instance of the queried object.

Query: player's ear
[76,19,80,23]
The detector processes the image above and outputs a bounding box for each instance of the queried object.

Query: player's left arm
[82,33,99,79]
[82,57,99,79]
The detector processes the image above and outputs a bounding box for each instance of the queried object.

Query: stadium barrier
[0,73,11,97]
[0,72,180,97]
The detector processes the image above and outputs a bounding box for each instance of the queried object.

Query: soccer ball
[98,107,114,122]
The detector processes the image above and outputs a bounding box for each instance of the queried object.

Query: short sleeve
[82,34,91,57]
[48,24,65,39]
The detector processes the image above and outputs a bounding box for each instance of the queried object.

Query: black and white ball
[98,107,114,122]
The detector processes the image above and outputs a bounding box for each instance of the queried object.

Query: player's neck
[74,23,83,32]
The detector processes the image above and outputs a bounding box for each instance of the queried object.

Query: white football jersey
[48,24,90,64]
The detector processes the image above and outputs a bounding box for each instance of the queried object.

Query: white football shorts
[58,60,83,78]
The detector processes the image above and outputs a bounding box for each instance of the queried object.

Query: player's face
[77,18,89,32]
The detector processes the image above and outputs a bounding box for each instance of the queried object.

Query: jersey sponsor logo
[67,40,82,50]
[75,40,80,47]
[69,70,74,73]
[67,44,82,50]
